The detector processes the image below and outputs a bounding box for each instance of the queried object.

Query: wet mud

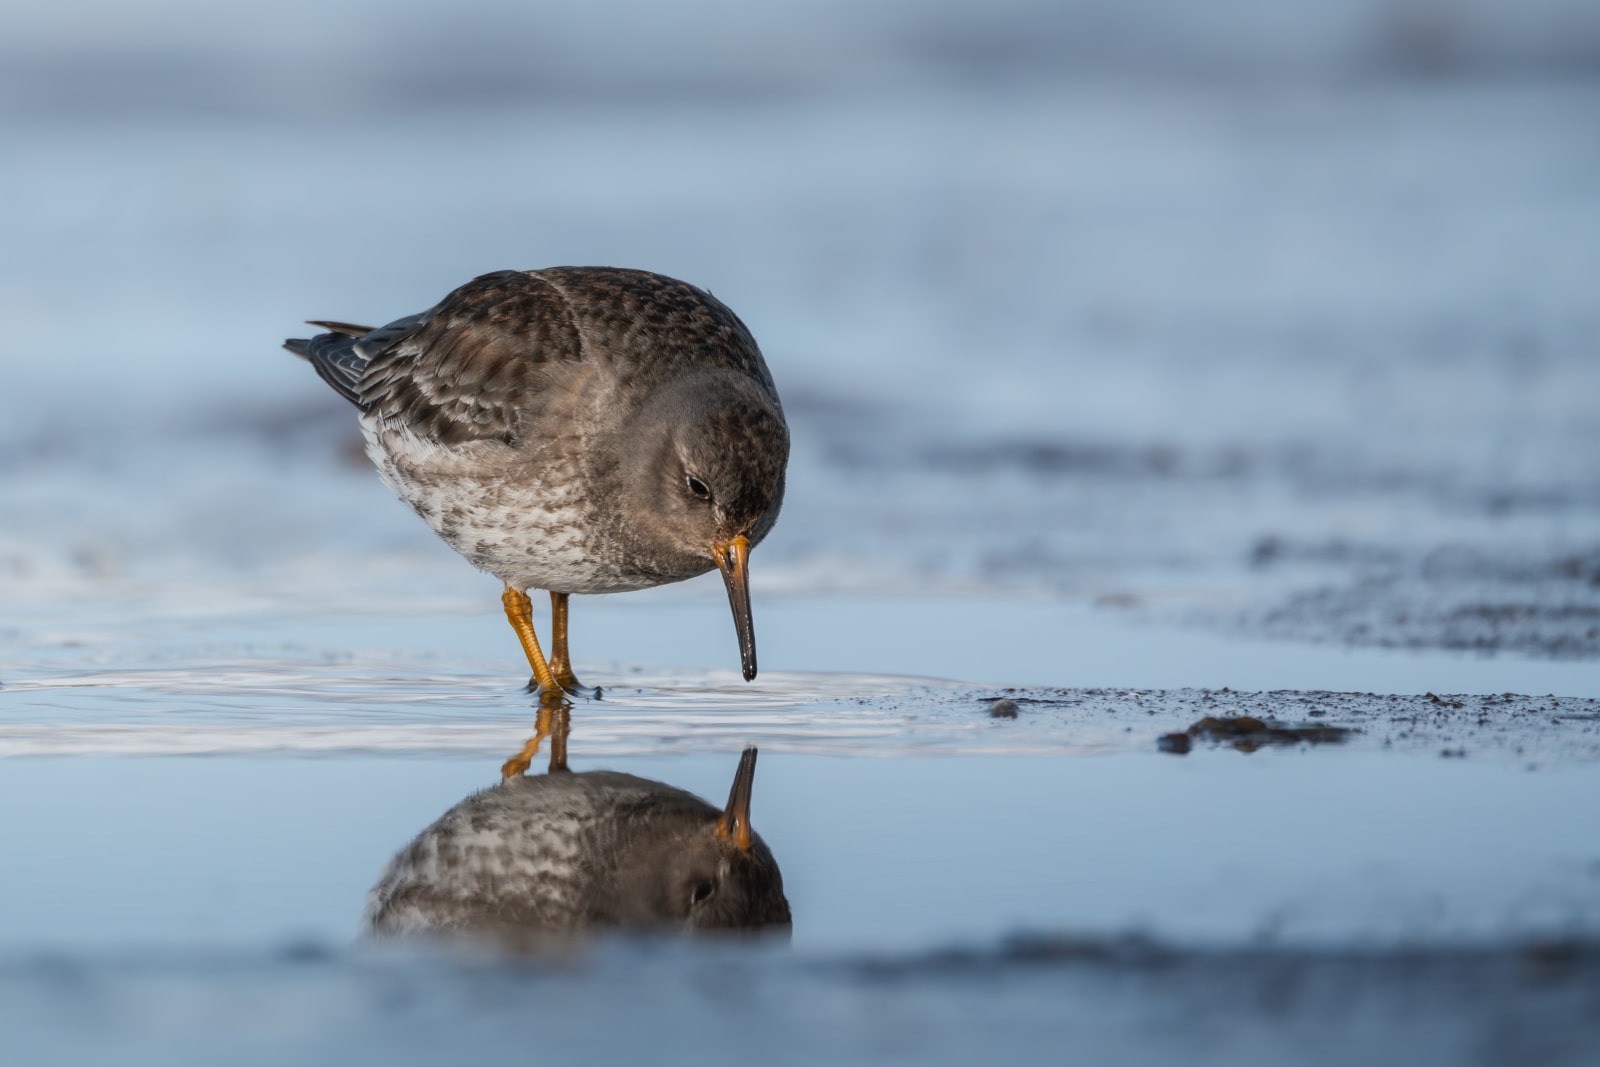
[975,686,1600,766]
[1156,715,1354,754]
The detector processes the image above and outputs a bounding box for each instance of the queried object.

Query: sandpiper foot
[526,677,588,703]
[556,676,603,700]
[525,669,598,701]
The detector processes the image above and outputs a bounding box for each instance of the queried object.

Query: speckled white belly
[363,420,656,595]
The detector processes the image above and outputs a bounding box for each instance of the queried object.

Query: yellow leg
[502,585,558,693]
[548,592,602,697]
[548,592,586,693]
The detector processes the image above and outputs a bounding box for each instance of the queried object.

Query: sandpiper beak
[715,746,758,850]
[712,534,757,682]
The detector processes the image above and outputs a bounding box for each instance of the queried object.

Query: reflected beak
[712,534,757,682]
[716,746,758,851]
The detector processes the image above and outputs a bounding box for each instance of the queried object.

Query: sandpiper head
[619,748,791,933]
[624,371,789,681]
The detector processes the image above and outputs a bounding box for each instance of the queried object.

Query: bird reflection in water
[363,705,791,945]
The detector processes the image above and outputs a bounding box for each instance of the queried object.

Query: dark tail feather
[283,330,369,407]
[306,320,375,337]
[285,311,423,410]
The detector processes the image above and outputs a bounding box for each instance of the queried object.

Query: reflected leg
[500,702,554,780]
[499,703,572,780]
[546,703,571,774]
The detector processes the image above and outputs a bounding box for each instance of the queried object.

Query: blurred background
[3,0,1600,666]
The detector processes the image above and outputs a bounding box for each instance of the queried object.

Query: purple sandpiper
[285,268,789,695]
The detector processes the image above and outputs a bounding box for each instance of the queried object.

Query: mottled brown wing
[355,270,586,446]
[350,267,775,448]
[537,267,779,399]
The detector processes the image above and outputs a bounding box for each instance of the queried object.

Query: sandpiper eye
[690,880,716,905]
[686,476,712,501]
